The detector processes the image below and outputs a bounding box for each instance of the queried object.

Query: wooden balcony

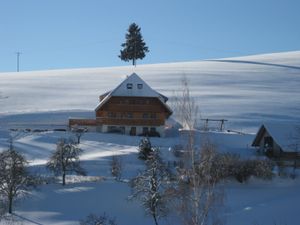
[96,117,164,126]
[103,104,165,113]
[69,118,97,126]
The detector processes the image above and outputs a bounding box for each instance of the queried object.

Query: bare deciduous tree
[0,143,34,214]
[47,139,86,185]
[72,127,87,144]
[130,148,171,225]
[173,76,224,225]
[172,76,199,131]
[176,140,224,225]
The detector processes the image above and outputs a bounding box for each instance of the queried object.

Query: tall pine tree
[119,23,149,66]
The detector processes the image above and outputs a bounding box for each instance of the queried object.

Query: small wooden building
[95,73,172,136]
[69,73,172,137]
[252,123,299,158]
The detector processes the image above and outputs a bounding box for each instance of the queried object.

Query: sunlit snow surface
[1,51,300,132]
[0,51,300,225]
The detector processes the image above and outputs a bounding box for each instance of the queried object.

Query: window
[127,113,133,118]
[143,113,149,119]
[150,127,156,132]
[108,126,124,134]
[137,84,143,89]
[135,99,144,104]
[108,112,116,118]
[150,113,156,119]
[119,126,125,134]
[107,126,117,133]
[130,127,136,136]
[127,83,133,89]
[143,127,149,134]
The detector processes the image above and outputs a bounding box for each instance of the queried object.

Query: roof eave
[251,125,266,146]
[95,94,112,112]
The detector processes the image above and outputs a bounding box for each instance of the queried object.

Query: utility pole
[15,52,22,72]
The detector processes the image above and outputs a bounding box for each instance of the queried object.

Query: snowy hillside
[1,51,300,132]
[0,51,300,225]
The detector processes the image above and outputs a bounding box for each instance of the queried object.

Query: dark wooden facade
[95,96,171,126]
[69,73,172,136]
[69,118,97,126]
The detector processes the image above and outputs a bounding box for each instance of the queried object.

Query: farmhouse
[69,73,172,137]
[252,123,300,158]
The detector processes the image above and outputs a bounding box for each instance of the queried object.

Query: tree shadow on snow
[11,213,44,225]
[208,59,300,71]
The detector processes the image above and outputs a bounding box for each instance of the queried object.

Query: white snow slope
[1,51,300,132]
[0,51,300,225]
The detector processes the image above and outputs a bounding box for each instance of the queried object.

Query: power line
[15,51,22,72]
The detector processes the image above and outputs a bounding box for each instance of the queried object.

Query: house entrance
[130,127,136,136]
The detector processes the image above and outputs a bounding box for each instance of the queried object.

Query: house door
[264,136,273,149]
[130,127,136,136]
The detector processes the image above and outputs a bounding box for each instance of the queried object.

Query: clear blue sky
[1,0,300,72]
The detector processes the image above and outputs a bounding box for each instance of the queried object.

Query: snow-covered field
[0,51,300,224]
[1,51,300,132]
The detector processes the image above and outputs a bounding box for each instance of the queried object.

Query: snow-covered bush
[138,137,152,160]
[194,152,274,183]
[130,148,172,225]
[171,144,185,158]
[232,158,273,183]
[80,213,117,225]
[0,203,4,220]
[211,153,274,183]
[110,155,122,181]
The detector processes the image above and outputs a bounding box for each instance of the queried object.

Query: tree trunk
[153,214,159,225]
[62,172,66,186]
[8,195,13,214]
[77,136,80,144]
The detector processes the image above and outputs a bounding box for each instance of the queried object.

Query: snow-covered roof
[110,73,161,98]
[95,73,172,113]
[252,123,300,152]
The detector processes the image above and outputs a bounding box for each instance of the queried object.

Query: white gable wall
[111,73,160,98]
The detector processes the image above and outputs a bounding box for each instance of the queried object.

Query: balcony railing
[96,117,164,126]
[103,104,164,112]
